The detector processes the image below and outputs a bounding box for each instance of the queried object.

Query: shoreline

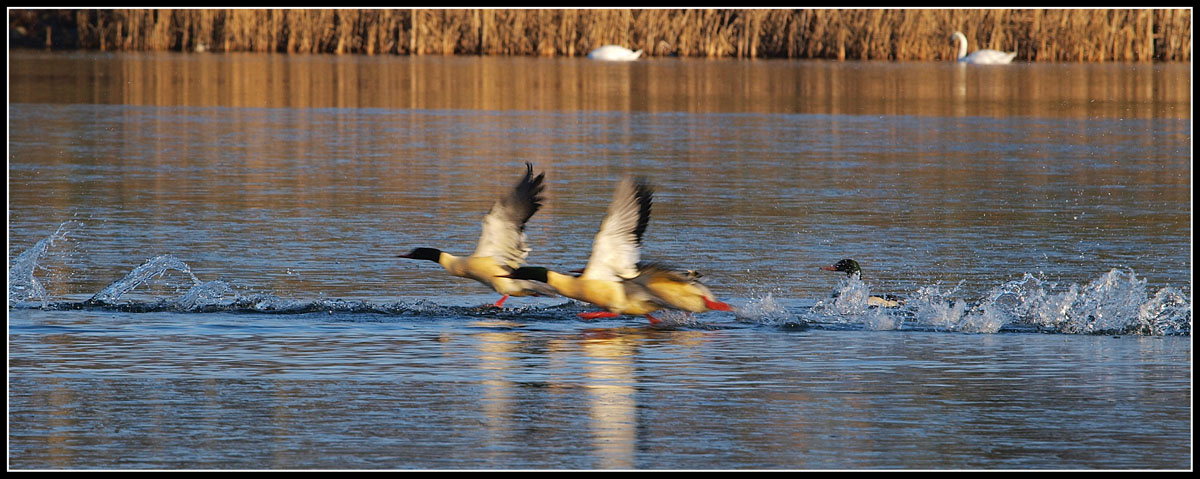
[9,8,1192,62]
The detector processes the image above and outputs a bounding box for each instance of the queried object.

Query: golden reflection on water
[468,325,640,469]
[9,50,1190,119]
[474,328,522,459]
[580,332,638,469]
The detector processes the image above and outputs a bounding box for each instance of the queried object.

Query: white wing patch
[473,163,544,269]
[582,177,652,282]
[474,201,531,269]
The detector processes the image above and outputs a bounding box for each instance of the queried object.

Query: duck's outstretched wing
[474,163,546,268]
[580,177,652,282]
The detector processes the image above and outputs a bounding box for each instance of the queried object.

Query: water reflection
[475,327,520,463]
[7,49,1192,470]
[7,307,1192,469]
[580,331,637,469]
[470,325,640,469]
[9,50,1190,118]
[8,102,1190,304]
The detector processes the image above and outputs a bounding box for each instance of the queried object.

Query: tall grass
[9,8,1191,62]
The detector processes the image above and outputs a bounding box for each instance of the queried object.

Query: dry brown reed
[9,8,1192,62]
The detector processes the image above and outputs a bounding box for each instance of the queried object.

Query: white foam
[733,293,794,325]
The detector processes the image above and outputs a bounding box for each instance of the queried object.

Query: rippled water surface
[7,50,1192,469]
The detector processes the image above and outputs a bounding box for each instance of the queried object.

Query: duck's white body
[399,163,554,307]
[587,45,644,61]
[952,31,1017,64]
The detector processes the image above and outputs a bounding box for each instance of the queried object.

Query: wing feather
[474,163,546,268]
[581,177,653,281]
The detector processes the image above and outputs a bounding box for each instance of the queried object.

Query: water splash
[10,223,1190,335]
[8,220,80,307]
[980,270,1192,336]
[85,254,203,305]
[862,307,902,331]
[174,280,238,311]
[806,269,1190,336]
[802,277,909,331]
[733,293,796,326]
[907,281,992,332]
[810,276,884,319]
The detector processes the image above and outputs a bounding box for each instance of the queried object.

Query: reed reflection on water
[9,50,1191,118]
[7,105,1189,302]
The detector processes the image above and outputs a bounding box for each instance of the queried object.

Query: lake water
[7,50,1192,470]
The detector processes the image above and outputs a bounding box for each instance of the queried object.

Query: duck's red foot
[578,311,619,320]
[493,295,510,308]
[645,314,662,325]
[704,298,733,311]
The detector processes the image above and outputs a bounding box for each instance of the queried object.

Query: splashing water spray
[9,220,81,307]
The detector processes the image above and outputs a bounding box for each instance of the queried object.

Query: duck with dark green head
[820,259,904,308]
[820,259,864,279]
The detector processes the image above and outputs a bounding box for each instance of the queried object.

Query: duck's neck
[544,271,582,297]
[437,252,462,274]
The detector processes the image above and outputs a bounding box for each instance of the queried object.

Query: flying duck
[398,163,555,307]
[820,259,904,308]
[503,177,731,324]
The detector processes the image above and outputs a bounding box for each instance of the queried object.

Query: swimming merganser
[398,163,554,307]
[820,259,904,308]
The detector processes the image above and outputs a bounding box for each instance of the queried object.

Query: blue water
[7,53,1192,470]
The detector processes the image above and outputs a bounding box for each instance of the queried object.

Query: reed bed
[9,8,1191,62]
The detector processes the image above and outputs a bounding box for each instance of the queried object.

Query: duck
[587,45,644,61]
[398,163,555,307]
[820,259,904,308]
[951,31,1017,64]
[633,262,732,315]
[501,177,732,324]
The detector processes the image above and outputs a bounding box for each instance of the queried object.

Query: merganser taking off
[820,259,904,308]
[398,163,555,307]
[951,31,1017,64]
[502,177,732,324]
[587,45,644,61]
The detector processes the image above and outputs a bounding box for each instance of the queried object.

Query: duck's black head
[820,259,862,277]
[398,247,442,262]
[501,266,550,283]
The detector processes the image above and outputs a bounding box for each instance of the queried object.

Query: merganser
[820,259,904,308]
[587,45,644,61]
[952,31,1017,64]
[502,177,731,324]
[633,263,731,315]
[398,163,554,307]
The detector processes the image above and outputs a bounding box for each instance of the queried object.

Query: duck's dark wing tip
[508,163,547,227]
[632,179,653,246]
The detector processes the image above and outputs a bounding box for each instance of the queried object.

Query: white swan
[587,45,644,61]
[951,31,1017,64]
